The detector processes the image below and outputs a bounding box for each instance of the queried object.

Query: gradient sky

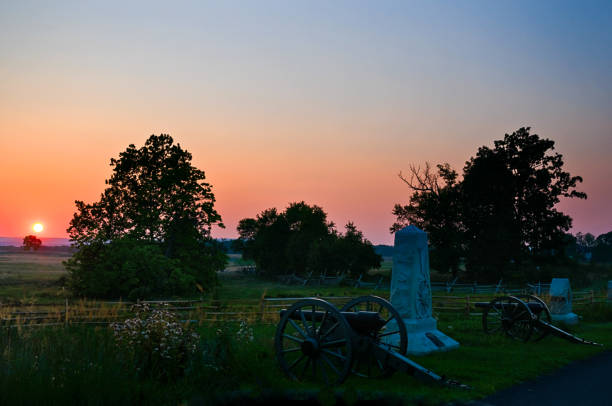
[1,1,611,244]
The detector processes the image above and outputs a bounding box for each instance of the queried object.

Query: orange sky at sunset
[1,2,611,244]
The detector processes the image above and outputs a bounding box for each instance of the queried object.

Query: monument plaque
[386,225,459,355]
[549,278,579,325]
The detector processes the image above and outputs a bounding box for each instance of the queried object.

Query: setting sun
[33,223,43,233]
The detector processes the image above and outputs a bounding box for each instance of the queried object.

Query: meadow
[1,248,612,405]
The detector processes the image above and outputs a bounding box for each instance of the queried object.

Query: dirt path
[476,351,612,406]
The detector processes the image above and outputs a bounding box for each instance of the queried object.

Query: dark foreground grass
[1,315,610,405]
[2,250,612,404]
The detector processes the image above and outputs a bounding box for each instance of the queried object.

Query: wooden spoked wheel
[483,296,534,342]
[514,294,552,342]
[340,295,407,378]
[275,298,353,384]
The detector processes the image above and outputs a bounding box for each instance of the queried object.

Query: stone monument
[386,225,459,355]
[549,278,579,325]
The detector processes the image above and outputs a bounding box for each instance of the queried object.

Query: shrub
[65,238,222,300]
[111,303,199,380]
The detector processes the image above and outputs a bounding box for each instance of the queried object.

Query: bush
[111,303,199,380]
[65,238,221,299]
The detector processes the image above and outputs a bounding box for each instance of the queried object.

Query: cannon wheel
[514,294,552,342]
[341,295,407,378]
[275,298,353,384]
[482,296,534,342]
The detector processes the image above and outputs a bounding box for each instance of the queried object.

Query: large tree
[236,202,381,278]
[65,134,226,299]
[393,127,586,279]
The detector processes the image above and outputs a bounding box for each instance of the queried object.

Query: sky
[1,1,611,245]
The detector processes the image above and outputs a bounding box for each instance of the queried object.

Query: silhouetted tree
[333,222,382,278]
[23,235,42,251]
[391,163,464,276]
[393,127,586,280]
[572,232,596,260]
[237,202,381,277]
[65,134,226,299]
[593,231,612,263]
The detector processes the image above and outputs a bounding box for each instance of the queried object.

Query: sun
[33,223,44,233]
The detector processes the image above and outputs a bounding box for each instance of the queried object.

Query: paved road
[477,351,612,406]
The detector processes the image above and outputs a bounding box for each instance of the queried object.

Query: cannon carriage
[475,294,602,345]
[274,295,468,388]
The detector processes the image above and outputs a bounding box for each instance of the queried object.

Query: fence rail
[1,289,609,327]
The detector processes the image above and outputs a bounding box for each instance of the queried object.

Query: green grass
[2,248,612,404]
[0,247,72,303]
[0,248,69,282]
[223,316,611,405]
[1,316,610,405]
[215,271,385,301]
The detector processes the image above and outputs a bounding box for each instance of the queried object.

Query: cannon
[475,294,602,345]
[274,295,469,388]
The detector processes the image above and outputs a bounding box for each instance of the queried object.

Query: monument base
[386,317,459,356]
[551,312,579,325]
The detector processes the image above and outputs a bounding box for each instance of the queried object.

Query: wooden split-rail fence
[1,290,607,328]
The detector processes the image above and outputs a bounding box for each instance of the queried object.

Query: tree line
[570,231,612,263]
[233,202,381,278]
[65,128,590,298]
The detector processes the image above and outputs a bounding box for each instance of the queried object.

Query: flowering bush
[235,320,254,343]
[110,303,199,380]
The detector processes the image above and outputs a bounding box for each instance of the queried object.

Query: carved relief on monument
[416,278,432,319]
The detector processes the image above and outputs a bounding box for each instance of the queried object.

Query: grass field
[0,247,73,302]
[1,248,612,404]
[1,309,610,405]
[0,248,390,303]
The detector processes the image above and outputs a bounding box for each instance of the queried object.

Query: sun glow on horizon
[33,223,43,233]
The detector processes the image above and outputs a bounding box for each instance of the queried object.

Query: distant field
[0,247,73,301]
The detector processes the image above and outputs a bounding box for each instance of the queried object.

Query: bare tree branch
[398,162,440,193]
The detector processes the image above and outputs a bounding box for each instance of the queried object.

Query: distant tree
[237,208,290,276]
[65,134,226,299]
[23,235,42,251]
[576,232,597,250]
[592,231,612,263]
[573,232,597,260]
[393,127,586,280]
[333,222,382,278]
[595,231,612,247]
[284,202,335,276]
[237,202,380,277]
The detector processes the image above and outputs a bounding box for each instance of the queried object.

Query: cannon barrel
[534,319,603,346]
[370,343,471,389]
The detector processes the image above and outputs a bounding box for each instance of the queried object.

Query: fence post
[258,289,267,322]
[465,296,470,316]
